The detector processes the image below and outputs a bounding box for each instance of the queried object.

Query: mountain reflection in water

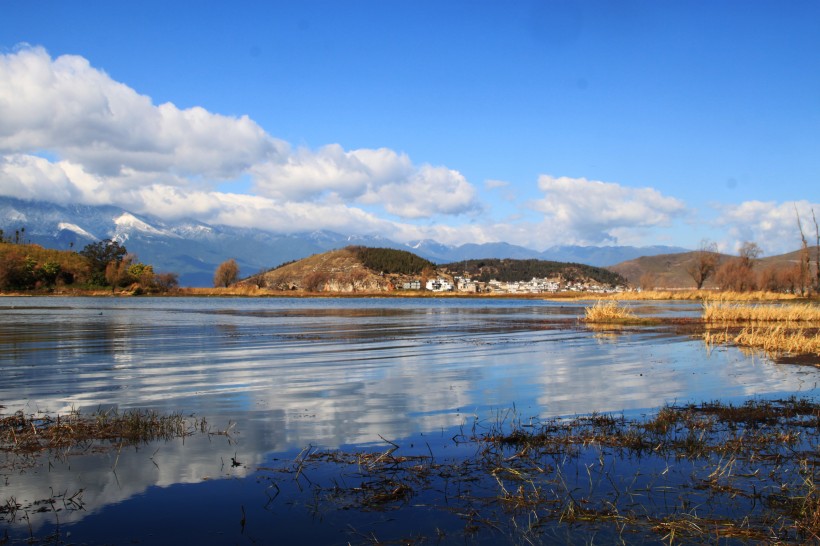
[1,297,817,543]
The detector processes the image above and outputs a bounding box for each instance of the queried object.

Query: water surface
[1,297,817,543]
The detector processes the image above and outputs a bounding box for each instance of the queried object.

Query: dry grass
[609,289,802,301]
[702,301,820,357]
[731,325,820,356]
[704,301,820,322]
[583,300,645,324]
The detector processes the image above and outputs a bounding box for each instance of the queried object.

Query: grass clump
[582,300,658,325]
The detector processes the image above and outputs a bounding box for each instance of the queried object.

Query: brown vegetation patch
[257,398,820,544]
[0,408,207,459]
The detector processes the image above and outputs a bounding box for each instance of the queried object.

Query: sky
[1,0,819,255]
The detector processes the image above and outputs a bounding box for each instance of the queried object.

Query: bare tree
[685,239,719,289]
[738,241,762,266]
[213,259,240,288]
[813,208,819,293]
[796,207,811,296]
[716,241,761,292]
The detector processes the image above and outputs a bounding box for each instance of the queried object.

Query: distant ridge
[609,247,819,289]
[0,196,691,286]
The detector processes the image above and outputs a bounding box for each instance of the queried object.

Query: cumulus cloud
[531,175,687,245]
[252,145,478,218]
[0,46,284,179]
[716,200,820,255]
[0,45,480,234]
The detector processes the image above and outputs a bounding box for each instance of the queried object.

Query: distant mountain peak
[114,212,178,239]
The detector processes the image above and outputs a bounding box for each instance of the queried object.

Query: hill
[242,246,438,292]
[0,242,91,289]
[610,247,819,289]
[440,258,626,286]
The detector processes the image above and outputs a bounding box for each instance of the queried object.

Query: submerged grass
[0,407,206,456]
[255,397,820,544]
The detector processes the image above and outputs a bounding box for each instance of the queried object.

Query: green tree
[37,261,62,287]
[81,240,127,286]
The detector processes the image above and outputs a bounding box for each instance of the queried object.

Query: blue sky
[1,0,819,254]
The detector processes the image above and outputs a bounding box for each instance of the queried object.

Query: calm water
[1,297,818,544]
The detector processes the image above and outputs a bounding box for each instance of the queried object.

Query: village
[403,276,628,294]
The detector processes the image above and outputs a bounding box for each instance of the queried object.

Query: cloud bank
[716,200,820,255]
[531,176,687,245]
[0,46,479,238]
[4,44,807,254]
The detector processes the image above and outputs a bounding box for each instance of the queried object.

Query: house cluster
[400,276,626,294]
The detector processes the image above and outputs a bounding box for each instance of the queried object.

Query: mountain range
[0,197,688,287]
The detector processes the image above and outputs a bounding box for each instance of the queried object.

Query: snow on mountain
[113,212,179,239]
[0,196,689,287]
[57,222,97,241]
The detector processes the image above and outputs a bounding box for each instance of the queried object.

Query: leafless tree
[813,208,819,293]
[213,259,240,288]
[685,239,719,289]
[716,241,761,292]
[795,206,812,296]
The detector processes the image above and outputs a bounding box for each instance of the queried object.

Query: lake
[1,297,818,544]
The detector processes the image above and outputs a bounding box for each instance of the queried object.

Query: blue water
[1,297,817,544]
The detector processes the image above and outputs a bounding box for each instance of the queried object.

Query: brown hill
[240,247,440,293]
[610,247,819,289]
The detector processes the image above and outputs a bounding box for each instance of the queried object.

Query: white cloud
[717,200,820,255]
[0,45,480,229]
[0,46,284,180]
[0,154,79,202]
[530,175,687,245]
[367,164,479,218]
[252,144,478,218]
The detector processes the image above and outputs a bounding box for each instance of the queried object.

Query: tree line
[443,258,626,286]
[680,209,820,295]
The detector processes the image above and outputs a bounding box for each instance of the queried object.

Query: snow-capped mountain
[0,197,688,286]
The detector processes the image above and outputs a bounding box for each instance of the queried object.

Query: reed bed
[702,301,820,357]
[256,398,820,544]
[727,325,820,356]
[703,301,820,322]
[609,290,801,302]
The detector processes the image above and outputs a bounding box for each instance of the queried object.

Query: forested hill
[441,258,626,286]
[349,246,435,275]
